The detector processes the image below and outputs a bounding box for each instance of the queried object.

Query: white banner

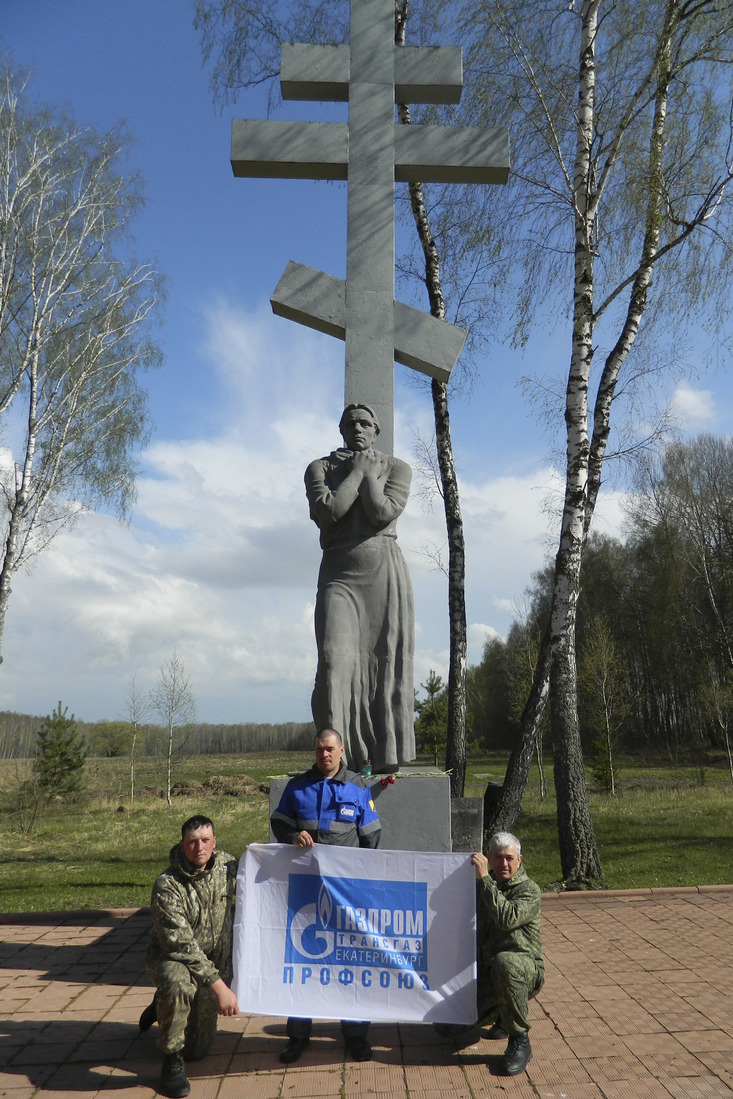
[232,843,477,1024]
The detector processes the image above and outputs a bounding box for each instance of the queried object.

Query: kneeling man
[471,831,544,1075]
[141,815,239,1097]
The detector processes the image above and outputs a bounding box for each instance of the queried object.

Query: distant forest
[0,710,315,760]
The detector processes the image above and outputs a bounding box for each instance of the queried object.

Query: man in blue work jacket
[270,727,381,1063]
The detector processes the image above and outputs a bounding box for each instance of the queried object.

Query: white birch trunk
[547,0,604,883]
[0,345,41,664]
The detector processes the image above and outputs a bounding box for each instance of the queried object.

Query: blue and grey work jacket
[271,761,381,848]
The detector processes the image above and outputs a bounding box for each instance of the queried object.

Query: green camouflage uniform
[146,844,237,1059]
[475,863,544,1036]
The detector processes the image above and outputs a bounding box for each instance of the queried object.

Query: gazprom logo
[287,881,335,960]
[285,874,428,971]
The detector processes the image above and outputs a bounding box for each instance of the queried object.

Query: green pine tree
[34,702,87,800]
[414,671,449,767]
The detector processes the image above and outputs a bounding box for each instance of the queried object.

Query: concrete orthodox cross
[231,0,509,455]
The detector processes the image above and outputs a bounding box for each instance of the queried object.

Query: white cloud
[671,384,716,430]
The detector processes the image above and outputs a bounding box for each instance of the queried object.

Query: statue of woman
[305,403,415,773]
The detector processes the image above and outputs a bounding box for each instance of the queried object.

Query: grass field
[0,751,731,912]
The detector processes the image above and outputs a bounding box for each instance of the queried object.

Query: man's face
[341,409,377,452]
[489,845,522,883]
[180,826,217,868]
[315,733,344,777]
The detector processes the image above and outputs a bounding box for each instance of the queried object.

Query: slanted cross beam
[231,0,509,454]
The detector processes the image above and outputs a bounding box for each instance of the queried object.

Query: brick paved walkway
[2,887,732,1098]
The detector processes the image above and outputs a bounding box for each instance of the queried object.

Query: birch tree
[0,66,162,662]
[700,670,733,784]
[580,616,629,796]
[434,0,733,882]
[149,650,197,805]
[125,672,150,804]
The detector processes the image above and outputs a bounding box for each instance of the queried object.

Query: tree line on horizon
[0,712,315,761]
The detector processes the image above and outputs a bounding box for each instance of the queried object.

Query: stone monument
[231,0,509,783]
[305,402,414,773]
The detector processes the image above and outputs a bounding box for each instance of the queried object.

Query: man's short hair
[489,831,522,856]
[181,815,215,838]
[314,728,343,746]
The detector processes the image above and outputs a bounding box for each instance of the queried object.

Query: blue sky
[0,0,728,725]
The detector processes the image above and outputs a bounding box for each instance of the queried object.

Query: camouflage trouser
[476,951,544,1036]
[146,957,219,1060]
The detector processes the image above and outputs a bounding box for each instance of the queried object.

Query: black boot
[346,1036,372,1061]
[159,1051,190,1098]
[279,1036,309,1064]
[501,1031,532,1075]
[485,1022,508,1040]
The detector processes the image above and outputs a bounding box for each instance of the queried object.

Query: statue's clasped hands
[351,448,387,478]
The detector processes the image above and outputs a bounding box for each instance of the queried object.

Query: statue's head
[339,402,380,439]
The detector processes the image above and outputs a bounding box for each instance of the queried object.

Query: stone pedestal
[366,769,451,851]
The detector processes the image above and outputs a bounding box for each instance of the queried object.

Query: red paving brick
[1,888,732,1097]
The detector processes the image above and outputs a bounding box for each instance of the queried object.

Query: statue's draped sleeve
[305,451,411,546]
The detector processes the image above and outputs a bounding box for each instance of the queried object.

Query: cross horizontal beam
[281,43,463,104]
[270,260,466,383]
[231,120,509,184]
[231,121,347,180]
[230,0,511,453]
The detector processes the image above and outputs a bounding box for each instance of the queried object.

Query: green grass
[464,754,733,890]
[0,752,310,913]
[0,751,730,912]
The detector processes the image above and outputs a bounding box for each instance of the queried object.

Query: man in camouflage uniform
[435,830,544,1077]
[140,815,239,1098]
[471,831,544,1075]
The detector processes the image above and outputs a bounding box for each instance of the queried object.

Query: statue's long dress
[305,449,416,772]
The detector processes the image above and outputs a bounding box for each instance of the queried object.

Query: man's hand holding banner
[232,843,477,1024]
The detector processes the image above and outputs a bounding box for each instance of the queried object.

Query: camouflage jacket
[476,864,544,976]
[146,844,238,987]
